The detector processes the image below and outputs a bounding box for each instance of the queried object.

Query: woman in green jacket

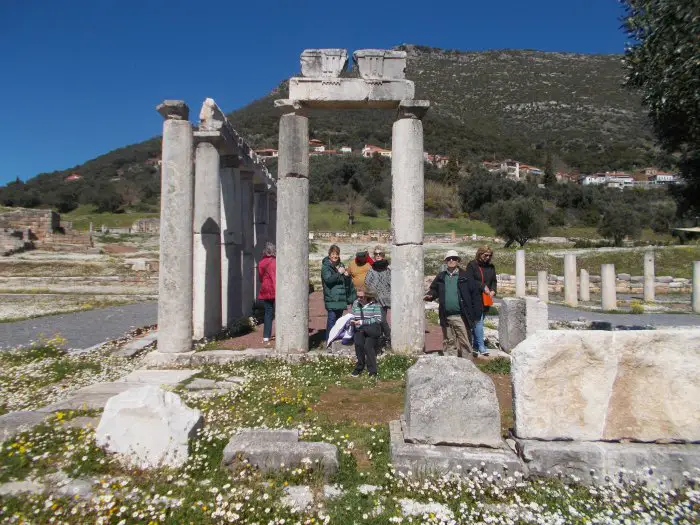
[322,244,356,340]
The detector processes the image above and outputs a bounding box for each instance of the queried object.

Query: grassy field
[62,205,159,230]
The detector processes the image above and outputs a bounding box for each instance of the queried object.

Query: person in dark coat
[424,250,481,357]
[465,245,497,356]
[321,244,356,341]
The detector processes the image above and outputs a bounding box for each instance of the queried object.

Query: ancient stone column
[220,162,243,329]
[192,139,222,339]
[644,250,655,302]
[391,101,429,354]
[580,269,590,302]
[155,100,194,354]
[515,250,526,298]
[268,193,277,244]
[693,261,700,314]
[239,171,255,317]
[253,186,269,299]
[537,270,549,303]
[601,263,617,311]
[276,111,310,352]
[564,253,578,307]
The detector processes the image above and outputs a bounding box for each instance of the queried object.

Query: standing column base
[391,244,425,354]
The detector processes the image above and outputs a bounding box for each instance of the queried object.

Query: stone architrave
[275,111,310,352]
[515,250,526,297]
[239,171,255,317]
[95,385,203,468]
[511,329,700,442]
[391,101,429,354]
[601,263,617,310]
[564,253,578,306]
[192,139,222,339]
[579,269,590,302]
[537,271,548,302]
[404,357,501,447]
[644,251,655,302]
[220,162,243,329]
[156,100,194,354]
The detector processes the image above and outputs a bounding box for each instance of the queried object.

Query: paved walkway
[1,294,699,351]
[0,302,157,350]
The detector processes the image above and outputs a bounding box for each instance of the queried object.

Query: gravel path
[1,297,698,352]
[0,302,157,351]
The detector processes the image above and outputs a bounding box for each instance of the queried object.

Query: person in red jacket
[258,242,276,344]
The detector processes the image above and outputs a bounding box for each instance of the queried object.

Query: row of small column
[275,101,428,353]
[514,249,700,312]
[156,101,275,355]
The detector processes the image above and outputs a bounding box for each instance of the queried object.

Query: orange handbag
[479,266,494,307]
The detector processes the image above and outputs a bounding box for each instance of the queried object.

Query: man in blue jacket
[424,250,482,357]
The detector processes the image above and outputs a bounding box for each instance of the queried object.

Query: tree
[649,201,676,233]
[597,205,642,246]
[487,197,548,247]
[622,0,700,214]
[543,151,556,187]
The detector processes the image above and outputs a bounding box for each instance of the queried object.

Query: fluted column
[155,100,194,353]
[391,100,429,354]
[220,161,243,329]
[275,110,310,352]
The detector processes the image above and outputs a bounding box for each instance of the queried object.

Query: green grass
[62,204,159,231]
[549,226,676,244]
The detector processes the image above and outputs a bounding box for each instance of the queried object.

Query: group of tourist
[257,241,497,377]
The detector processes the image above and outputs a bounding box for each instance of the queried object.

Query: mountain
[1,45,659,210]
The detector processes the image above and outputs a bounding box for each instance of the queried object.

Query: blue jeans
[326,308,345,341]
[262,300,275,339]
[472,314,486,352]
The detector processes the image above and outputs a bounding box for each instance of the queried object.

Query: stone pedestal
[537,271,548,302]
[601,264,616,311]
[192,141,222,339]
[156,101,194,354]
[515,250,526,297]
[693,261,700,314]
[644,251,655,302]
[564,253,578,307]
[579,269,590,302]
[240,172,255,317]
[390,101,428,354]
[275,113,310,353]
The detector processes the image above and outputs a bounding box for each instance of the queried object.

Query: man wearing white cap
[424,250,481,357]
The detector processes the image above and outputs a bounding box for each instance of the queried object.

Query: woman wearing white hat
[423,250,481,357]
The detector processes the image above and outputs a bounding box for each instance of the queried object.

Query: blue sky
[0,0,627,185]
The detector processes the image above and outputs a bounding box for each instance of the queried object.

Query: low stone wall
[0,208,58,241]
[309,230,477,244]
[0,230,32,256]
[42,230,93,249]
[132,218,160,233]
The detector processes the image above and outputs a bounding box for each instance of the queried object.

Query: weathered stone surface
[512,329,700,442]
[323,484,345,499]
[39,382,150,412]
[564,254,578,306]
[156,100,188,120]
[390,421,524,476]
[300,49,347,78]
[515,250,526,297]
[115,331,157,357]
[391,117,424,245]
[617,273,631,281]
[234,428,299,442]
[404,357,501,447]
[119,369,200,386]
[281,485,314,510]
[0,480,44,496]
[391,244,425,354]
[354,49,407,80]
[0,411,48,441]
[525,297,548,339]
[399,499,453,520]
[498,298,525,352]
[517,438,700,488]
[287,78,415,109]
[96,385,203,468]
[358,484,380,495]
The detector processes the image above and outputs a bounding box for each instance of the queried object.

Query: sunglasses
[446,257,460,262]
[374,252,384,256]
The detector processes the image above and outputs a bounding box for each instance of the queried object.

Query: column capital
[274,99,309,117]
[194,129,223,147]
[397,99,430,120]
[156,100,189,120]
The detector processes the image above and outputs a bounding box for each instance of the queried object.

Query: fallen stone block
[517,439,700,488]
[404,357,501,447]
[498,297,548,352]
[38,382,151,412]
[512,329,700,442]
[399,498,454,520]
[0,411,49,441]
[390,420,524,477]
[221,429,338,476]
[0,480,45,496]
[323,484,345,499]
[281,485,314,510]
[96,385,203,468]
[115,332,158,357]
[118,369,200,386]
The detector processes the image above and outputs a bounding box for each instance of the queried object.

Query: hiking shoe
[350,370,362,377]
[479,350,490,357]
